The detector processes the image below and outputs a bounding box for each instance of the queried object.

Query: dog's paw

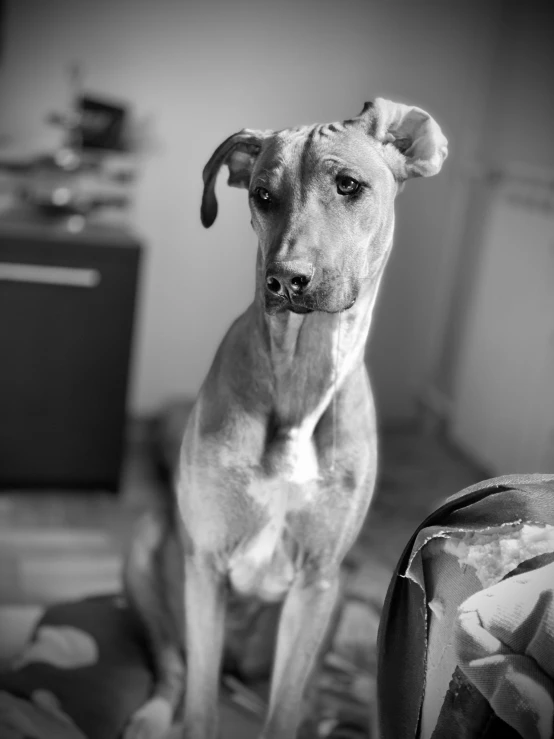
[123,697,173,739]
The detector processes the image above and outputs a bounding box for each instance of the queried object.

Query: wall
[0,0,500,420]
[436,0,554,403]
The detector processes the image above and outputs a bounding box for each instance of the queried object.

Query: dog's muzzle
[264,262,358,314]
[264,261,314,314]
[265,261,313,297]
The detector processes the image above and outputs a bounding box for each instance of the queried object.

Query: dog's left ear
[201,129,270,228]
[355,98,448,180]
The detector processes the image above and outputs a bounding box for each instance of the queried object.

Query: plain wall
[0,0,501,420]
[436,0,554,403]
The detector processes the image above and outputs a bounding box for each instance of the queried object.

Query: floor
[0,425,483,606]
[0,424,484,735]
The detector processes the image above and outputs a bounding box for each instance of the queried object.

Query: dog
[123,97,448,739]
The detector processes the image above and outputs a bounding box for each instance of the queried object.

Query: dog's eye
[254,187,272,204]
[336,176,361,195]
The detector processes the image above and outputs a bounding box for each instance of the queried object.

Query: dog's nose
[265,262,313,296]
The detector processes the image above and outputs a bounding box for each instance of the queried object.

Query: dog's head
[201,98,447,314]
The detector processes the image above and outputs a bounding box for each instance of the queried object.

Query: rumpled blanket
[455,561,554,739]
[0,689,86,739]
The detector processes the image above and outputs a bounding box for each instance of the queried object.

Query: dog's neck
[250,274,382,433]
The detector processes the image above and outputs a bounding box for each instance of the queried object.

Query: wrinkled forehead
[252,121,391,184]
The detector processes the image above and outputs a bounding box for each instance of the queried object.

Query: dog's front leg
[261,570,340,739]
[182,553,227,739]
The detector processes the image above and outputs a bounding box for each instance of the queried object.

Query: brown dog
[124,98,448,739]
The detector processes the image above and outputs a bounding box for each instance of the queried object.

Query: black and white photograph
[0,1,553,738]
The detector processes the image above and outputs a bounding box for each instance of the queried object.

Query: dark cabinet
[0,213,143,491]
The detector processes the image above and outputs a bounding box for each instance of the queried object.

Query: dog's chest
[228,522,296,601]
[226,431,322,600]
[263,427,320,487]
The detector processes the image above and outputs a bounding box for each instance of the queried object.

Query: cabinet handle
[0,263,101,288]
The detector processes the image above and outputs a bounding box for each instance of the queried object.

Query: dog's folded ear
[355,98,448,180]
[201,129,270,228]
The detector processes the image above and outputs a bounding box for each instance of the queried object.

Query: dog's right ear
[201,129,269,228]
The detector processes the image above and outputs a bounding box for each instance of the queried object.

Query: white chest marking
[228,521,295,599]
[276,427,319,485]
